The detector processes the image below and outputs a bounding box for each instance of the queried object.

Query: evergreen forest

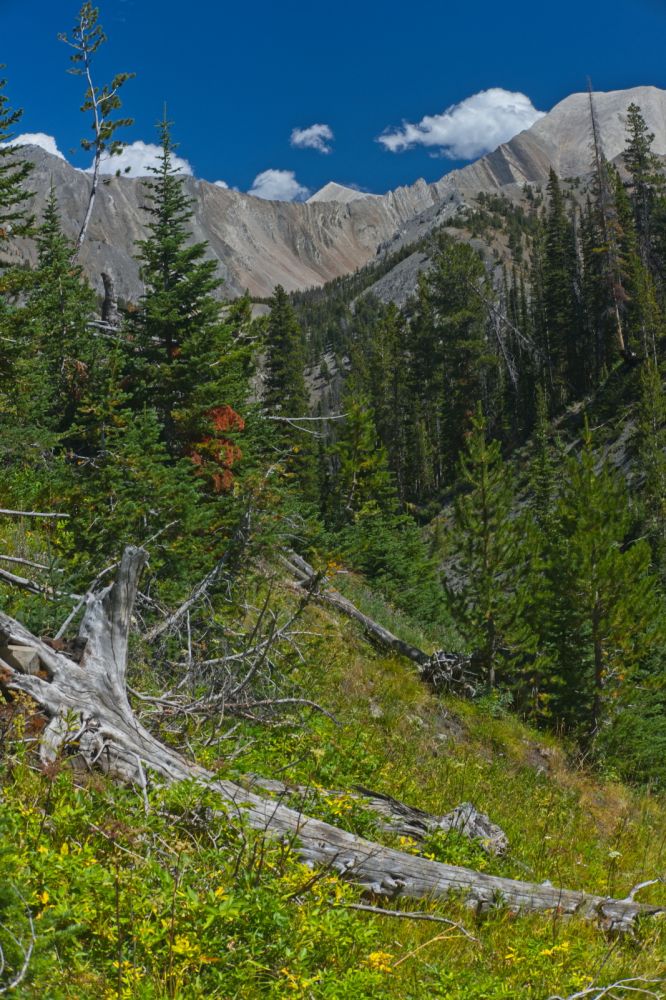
[0,6,665,998]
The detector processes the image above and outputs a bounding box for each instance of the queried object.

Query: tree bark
[1,547,663,933]
[243,775,509,855]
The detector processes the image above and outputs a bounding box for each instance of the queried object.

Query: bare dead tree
[59,3,134,252]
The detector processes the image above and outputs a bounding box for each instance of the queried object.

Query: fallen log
[1,547,664,933]
[245,775,509,855]
[282,552,479,696]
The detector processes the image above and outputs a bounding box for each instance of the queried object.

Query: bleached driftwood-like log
[1,547,664,933]
[244,775,509,855]
[283,552,478,696]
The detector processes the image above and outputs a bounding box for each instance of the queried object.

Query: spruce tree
[542,170,583,404]
[449,404,538,689]
[61,406,212,591]
[543,424,665,737]
[130,115,250,487]
[20,188,97,434]
[329,390,447,626]
[623,102,664,272]
[0,72,32,250]
[264,284,317,501]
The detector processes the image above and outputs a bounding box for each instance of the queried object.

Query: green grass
[1,581,665,998]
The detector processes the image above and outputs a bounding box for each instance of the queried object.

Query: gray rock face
[9,86,666,302]
[307,182,380,204]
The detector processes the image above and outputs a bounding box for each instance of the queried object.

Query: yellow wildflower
[366,951,394,973]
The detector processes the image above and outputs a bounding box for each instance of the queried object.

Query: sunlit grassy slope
[1,576,664,998]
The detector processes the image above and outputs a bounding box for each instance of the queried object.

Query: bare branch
[0,554,51,571]
[335,903,479,942]
[0,508,69,519]
[623,877,665,902]
[0,888,36,996]
[145,510,251,642]
[548,978,665,1000]
[0,565,80,601]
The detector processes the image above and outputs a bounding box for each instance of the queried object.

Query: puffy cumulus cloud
[378,88,545,160]
[2,132,66,159]
[214,180,229,188]
[97,140,193,177]
[248,169,310,202]
[290,123,334,154]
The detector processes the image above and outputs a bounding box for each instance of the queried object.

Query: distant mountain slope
[7,86,666,302]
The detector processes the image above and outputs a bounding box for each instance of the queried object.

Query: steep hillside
[2,575,665,999]
[8,86,666,302]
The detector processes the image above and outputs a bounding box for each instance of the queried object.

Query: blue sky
[3,0,666,199]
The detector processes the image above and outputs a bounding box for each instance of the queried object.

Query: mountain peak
[307,182,378,204]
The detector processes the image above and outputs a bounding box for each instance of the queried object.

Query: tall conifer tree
[130,116,250,486]
[264,285,317,501]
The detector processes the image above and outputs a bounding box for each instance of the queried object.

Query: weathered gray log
[1,547,664,933]
[0,645,41,676]
[283,552,478,696]
[245,775,509,855]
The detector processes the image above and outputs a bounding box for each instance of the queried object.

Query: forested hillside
[1,5,665,998]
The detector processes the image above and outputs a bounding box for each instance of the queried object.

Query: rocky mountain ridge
[7,85,666,302]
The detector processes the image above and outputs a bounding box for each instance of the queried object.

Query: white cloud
[378,88,545,160]
[97,140,194,177]
[290,123,334,154]
[2,132,66,160]
[214,179,229,189]
[248,169,310,202]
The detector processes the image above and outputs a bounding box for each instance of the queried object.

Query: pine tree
[529,384,559,535]
[623,102,664,272]
[449,404,538,689]
[349,300,411,499]
[0,72,32,251]
[264,284,317,501]
[543,424,665,737]
[328,390,447,626]
[580,196,613,380]
[327,390,396,525]
[636,359,666,577]
[411,236,493,487]
[20,187,97,434]
[130,115,250,487]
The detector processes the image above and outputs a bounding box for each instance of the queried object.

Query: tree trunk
[282,552,479,696]
[1,547,662,933]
